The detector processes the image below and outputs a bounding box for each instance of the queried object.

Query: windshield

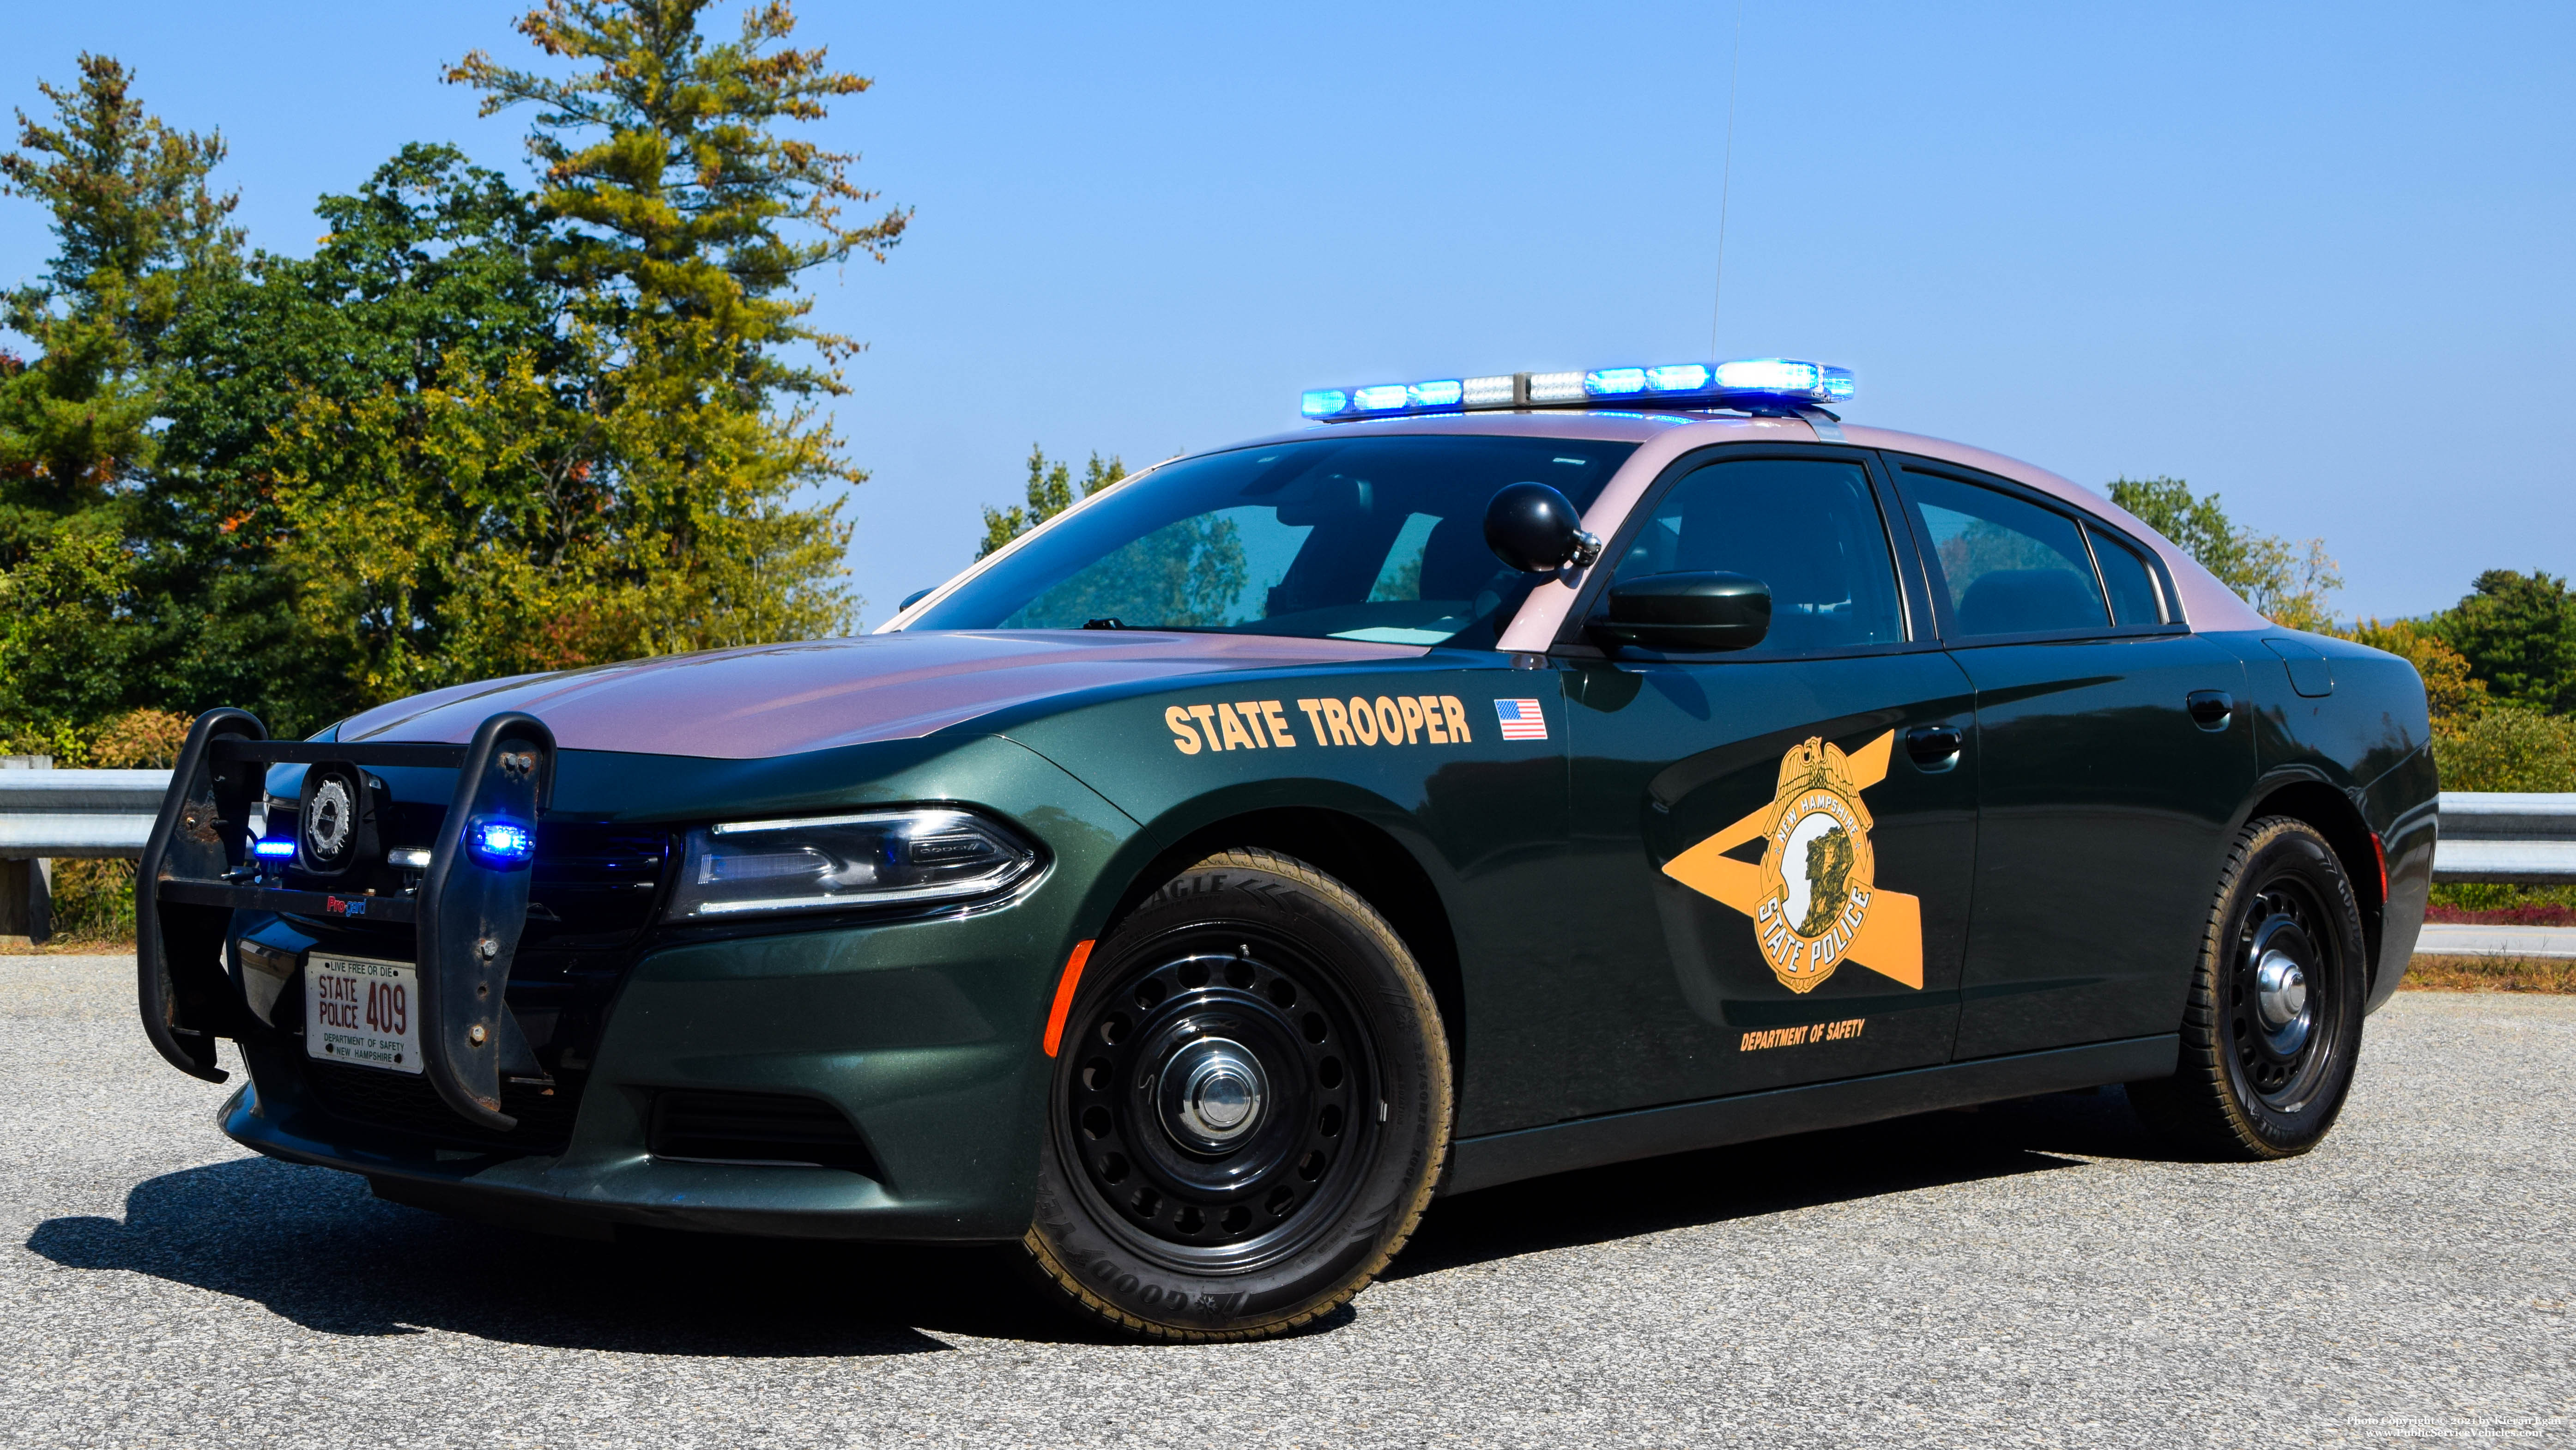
[910,435,1638,646]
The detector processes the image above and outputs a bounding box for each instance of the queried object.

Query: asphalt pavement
[1,954,2566,1448]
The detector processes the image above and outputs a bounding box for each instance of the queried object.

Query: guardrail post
[0,756,54,947]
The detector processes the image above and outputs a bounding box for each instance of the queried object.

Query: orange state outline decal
[1658,731,1923,995]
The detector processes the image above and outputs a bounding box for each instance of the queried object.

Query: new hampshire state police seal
[1753,737,1877,994]
[1658,729,1925,996]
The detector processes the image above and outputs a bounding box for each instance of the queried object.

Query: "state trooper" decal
[1657,731,1924,995]
[1165,696,1478,753]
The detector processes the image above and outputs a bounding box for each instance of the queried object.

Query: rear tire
[2129,816,2368,1159]
[1022,848,1451,1341]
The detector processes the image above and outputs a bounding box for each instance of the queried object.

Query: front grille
[649,1090,878,1174]
[301,1057,587,1153]
[277,822,674,1152]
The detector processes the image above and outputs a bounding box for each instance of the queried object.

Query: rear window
[2089,525,2165,627]
[1904,473,2110,638]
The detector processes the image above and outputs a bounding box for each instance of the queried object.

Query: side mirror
[1593,571,1772,652]
[1484,483,1602,575]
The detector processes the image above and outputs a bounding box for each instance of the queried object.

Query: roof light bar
[1298,358,1855,421]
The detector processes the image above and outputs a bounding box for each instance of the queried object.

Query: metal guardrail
[1,765,175,944]
[0,771,2568,942]
[0,769,173,858]
[2431,792,2576,885]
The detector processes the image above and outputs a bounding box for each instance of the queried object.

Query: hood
[335,631,1427,760]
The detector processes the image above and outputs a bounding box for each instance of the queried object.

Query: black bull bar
[137,707,557,1132]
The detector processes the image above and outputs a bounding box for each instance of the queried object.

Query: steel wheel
[1064,936,1374,1271]
[1022,848,1450,1341]
[2131,815,2368,1159]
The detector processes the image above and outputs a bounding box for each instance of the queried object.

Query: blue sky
[5,2,2569,624]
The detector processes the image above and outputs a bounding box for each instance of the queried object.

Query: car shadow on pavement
[27,1087,2161,1350]
[25,1154,1112,1353]
[1392,1085,2160,1280]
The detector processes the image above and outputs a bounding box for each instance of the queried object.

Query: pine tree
[0,53,237,546]
[0,55,238,738]
[447,0,908,646]
[980,445,1127,559]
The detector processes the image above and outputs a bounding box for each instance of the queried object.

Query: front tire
[1022,848,1451,1341]
[2129,816,2368,1159]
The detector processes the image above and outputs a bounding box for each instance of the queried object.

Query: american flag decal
[1494,698,1548,741]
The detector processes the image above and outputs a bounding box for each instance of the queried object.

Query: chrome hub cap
[2255,951,2308,1033]
[1161,1037,1267,1151]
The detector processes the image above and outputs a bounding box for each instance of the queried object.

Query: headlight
[664,808,1041,920]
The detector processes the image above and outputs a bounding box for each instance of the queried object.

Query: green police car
[138,358,2437,1341]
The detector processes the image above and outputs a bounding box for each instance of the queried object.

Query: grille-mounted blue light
[1298,357,1855,421]
[252,837,297,860]
[466,818,536,866]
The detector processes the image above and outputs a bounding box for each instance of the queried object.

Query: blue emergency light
[467,819,536,866]
[251,837,298,860]
[1300,357,1854,421]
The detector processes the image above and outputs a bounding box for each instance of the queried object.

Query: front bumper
[225,924,1041,1240]
[212,732,1151,1242]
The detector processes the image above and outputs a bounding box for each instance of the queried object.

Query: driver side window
[1610,457,1907,655]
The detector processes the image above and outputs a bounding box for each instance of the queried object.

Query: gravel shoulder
[3,955,2567,1448]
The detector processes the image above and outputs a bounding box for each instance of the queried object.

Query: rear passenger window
[1903,472,2110,638]
[2089,525,2164,626]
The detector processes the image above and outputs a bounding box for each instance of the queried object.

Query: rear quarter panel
[2215,628,2436,1009]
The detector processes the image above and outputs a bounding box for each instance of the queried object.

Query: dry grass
[0,938,135,956]
[2404,955,2576,994]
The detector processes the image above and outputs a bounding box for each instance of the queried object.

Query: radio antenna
[1708,0,1743,358]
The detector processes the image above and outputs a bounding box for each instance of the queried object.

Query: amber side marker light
[1042,940,1096,1057]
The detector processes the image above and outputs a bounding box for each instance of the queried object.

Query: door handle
[2187,690,2234,731]
[1905,724,1964,770]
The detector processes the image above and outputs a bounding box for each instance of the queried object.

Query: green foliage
[0,509,139,732]
[445,0,900,652]
[2423,569,2576,716]
[2108,476,2341,631]
[2433,705,2576,794]
[47,858,137,944]
[2431,881,2576,916]
[980,445,1126,559]
[145,143,594,728]
[1,9,899,747]
[0,54,237,534]
[447,0,907,376]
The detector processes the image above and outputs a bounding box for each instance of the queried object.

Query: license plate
[304,954,422,1074]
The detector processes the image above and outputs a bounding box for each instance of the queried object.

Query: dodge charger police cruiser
[136,357,2437,1341]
